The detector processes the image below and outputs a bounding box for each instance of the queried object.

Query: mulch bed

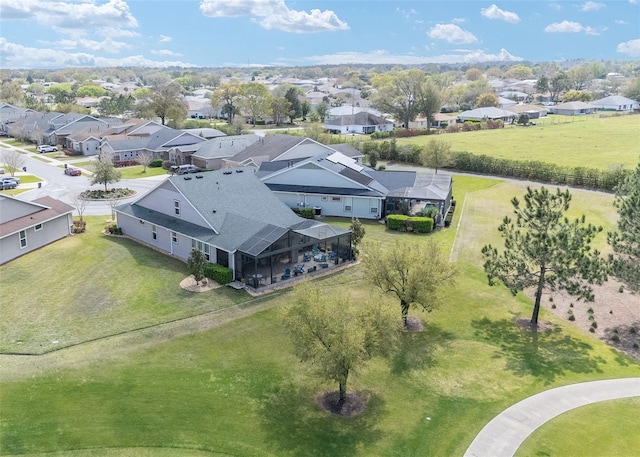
[316,391,368,417]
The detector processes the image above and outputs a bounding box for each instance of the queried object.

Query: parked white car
[37,145,58,153]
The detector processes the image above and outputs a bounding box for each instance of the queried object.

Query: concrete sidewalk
[464,377,640,457]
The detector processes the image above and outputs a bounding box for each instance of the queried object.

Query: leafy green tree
[363,240,457,327]
[46,83,75,104]
[517,113,530,126]
[608,161,640,292]
[187,249,207,285]
[562,90,592,102]
[0,80,24,105]
[482,187,607,326]
[349,217,365,258]
[421,139,452,173]
[567,66,592,91]
[535,75,549,98]
[284,87,302,122]
[281,283,399,406]
[140,83,188,127]
[465,68,483,81]
[622,76,640,102]
[300,100,311,120]
[368,151,378,169]
[475,93,499,108]
[91,151,122,192]
[370,69,426,129]
[416,78,441,133]
[506,65,534,80]
[270,96,293,126]
[315,101,329,121]
[76,85,107,98]
[238,82,270,126]
[549,72,570,102]
[211,80,241,124]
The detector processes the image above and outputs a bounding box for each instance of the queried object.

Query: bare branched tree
[135,151,153,173]
[71,193,88,221]
[0,149,26,176]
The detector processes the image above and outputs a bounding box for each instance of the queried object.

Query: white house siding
[135,181,210,228]
[82,138,101,156]
[273,191,381,219]
[0,215,72,264]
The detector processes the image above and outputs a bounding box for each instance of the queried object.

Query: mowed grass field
[398,114,640,170]
[1,175,639,456]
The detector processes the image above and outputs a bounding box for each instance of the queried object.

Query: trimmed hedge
[204,263,233,285]
[149,158,163,168]
[386,215,434,233]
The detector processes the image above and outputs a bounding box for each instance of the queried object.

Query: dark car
[64,167,82,176]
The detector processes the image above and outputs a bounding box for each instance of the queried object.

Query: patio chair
[303,252,312,262]
[295,264,305,274]
[281,268,291,280]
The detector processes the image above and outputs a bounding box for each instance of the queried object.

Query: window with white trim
[34,223,43,231]
[171,231,177,243]
[331,196,341,202]
[174,200,180,216]
[19,230,27,248]
[152,225,157,241]
[343,197,352,212]
[370,199,378,214]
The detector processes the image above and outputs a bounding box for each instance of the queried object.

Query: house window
[331,196,341,202]
[171,231,177,243]
[19,230,27,248]
[344,197,352,213]
[174,200,180,216]
[322,196,328,202]
[152,225,157,241]
[370,199,378,214]
[191,239,210,260]
[34,223,43,231]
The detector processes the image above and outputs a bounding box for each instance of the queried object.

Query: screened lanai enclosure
[235,219,352,290]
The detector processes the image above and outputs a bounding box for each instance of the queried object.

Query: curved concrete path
[464,377,640,457]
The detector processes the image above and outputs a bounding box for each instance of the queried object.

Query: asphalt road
[1,144,166,216]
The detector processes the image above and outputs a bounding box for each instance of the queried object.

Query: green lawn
[398,114,640,170]
[118,165,169,179]
[0,176,638,456]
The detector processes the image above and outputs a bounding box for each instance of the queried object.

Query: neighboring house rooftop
[323,111,391,127]
[457,107,516,120]
[591,95,638,106]
[191,134,260,160]
[0,195,73,238]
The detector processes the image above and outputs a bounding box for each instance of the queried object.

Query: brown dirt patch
[316,391,368,417]
[179,275,220,292]
[533,279,640,362]
[515,318,556,332]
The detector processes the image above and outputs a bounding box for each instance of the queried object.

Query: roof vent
[235,169,243,173]
[212,209,217,213]
[183,176,192,180]
[223,171,232,175]
[195,175,203,179]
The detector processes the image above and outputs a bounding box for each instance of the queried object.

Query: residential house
[0,104,38,135]
[457,107,516,123]
[548,101,598,115]
[189,134,260,170]
[115,169,352,288]
[223,134,363,169]
[322,111,393,134]
[498,97,517,108]
[0,195,73,265]
[505,104,549,119]
[409,113,457,130]
[385,172,453,226]
[100,121,206,164]
[591,96,639,111]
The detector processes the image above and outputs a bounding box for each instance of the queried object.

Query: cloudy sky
[1,0,638,69]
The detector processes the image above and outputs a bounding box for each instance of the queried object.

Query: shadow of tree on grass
[391,322,455,375]
[472,317,605,384]
[260,382,384,457]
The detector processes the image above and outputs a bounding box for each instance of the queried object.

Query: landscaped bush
[386,214,408,231]
[294,207,315,219]
[162,160,173,170]
[412,217,434,233]
[80,188,135,200]
[395,129,430,138]
[149,158,163,168]
[72,219,86,233]
[105,224,122,235]
[203,263,233,285]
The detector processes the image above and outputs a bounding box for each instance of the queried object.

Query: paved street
[1,142,166,215]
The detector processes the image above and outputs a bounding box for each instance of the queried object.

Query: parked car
[0,176,20,185]
[37,145,58,153]
[0,179,17,190]
[171,164,201,175]
[64,167,82,176]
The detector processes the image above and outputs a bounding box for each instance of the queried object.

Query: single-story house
[457,107,516,123]
[0,195,74,265]
[498,97,517,108]
[591,96,639,111]
[548,101,597,116]
[115,169,353,288]
[384,172,453,226]
[504,104,548,119]
[409,113,457,129]
[189,134,260,170]
[323,111,393,134]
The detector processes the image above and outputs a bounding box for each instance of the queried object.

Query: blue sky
[1,0,638,69]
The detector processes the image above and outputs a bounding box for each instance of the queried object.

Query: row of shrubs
[293,207,316,219]
[80,188,135,199]
[204,263,233,285]
[450,152,630,192]
[387,215,434,233]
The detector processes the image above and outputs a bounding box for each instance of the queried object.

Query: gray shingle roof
[229,134,305,164]
[191,134,260,160]
[323,112,392,127]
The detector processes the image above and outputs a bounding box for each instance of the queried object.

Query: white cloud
[615,19,628,25]
[584,26,600,35]
[452,17,466,24]
[44,37,132,54]
[0,38,195,69]
[630,0,638,4]
[581,1,605,11]
[545,20,585,33]
[428,23,478,44]
[303,48,522,66]
[151,49,183,57]
[481,4,521,23]
[617,39,640,57]
[199,0,348,33]
[159,35,172,43]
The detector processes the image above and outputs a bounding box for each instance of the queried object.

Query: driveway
[464,377,640,457]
